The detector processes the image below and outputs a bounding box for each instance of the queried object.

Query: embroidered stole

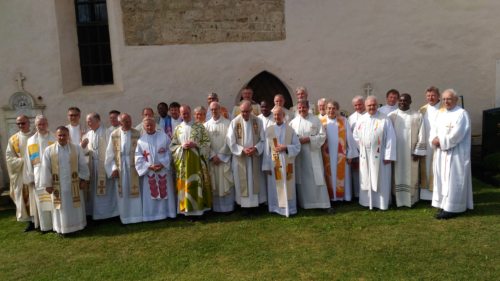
[111,129,140,198]
[266,126,294,208]
[49,144,80,209]
[28,136,54,210]
[89,131,107,196]
[9,133,30,214]
[321,117,347,199]
[234,115,261,197]
[359,116,385,192]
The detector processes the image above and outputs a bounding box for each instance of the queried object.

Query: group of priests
[4,85,473,235]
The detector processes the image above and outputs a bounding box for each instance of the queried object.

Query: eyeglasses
[16,122,26,126]
[68,114,79,117]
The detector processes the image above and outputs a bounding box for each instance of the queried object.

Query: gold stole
[266,125,294,208]
[9,133,30,214]
[235,115,260,197]
[89,131,107,196]
[111,129,140,198]
[49,144,80,209]
[10,134,20,155]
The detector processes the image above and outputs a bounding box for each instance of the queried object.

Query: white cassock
[289,114,330,209]
[105,128,143,224]
[430,106,473,213]
[227,115,266,207]
[25,132,55,231]
[419,102,442,200]
[171,117,182,132]
[262,123,301,217]
[379,104,398,116]
[388,109,426,207]
[204,117,235,212]
[289,106,314,118]
[5,131,32,222]
[258,114,275,130]
[40,143,89,234]
[106,126,119,137]
[348,111,365,198]
[325,116,358,201]
[66,124,85,146]
[134,123,161,136]
[135,131,177,221]
[84,126,119,219]
[353,112,396,210]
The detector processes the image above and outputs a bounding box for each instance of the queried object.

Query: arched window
[243,71,292,109]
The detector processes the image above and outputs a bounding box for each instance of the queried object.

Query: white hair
[442,88,458,99]
[352,95,365,104]
[35,114,47,124]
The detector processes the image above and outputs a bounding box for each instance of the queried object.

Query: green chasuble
[170,122,212,213]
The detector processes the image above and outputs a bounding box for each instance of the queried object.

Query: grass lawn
[0,178,498,281]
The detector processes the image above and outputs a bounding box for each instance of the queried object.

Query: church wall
[1,0,500,175]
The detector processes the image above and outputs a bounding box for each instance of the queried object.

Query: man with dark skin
[388,93,426,207]
[257,100,274,129]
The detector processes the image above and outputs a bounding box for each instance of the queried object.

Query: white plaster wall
[2,0,500,151]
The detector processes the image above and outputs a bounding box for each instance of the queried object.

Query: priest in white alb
[40,126,89,234]
[66,107,85,146]
[348,95,366,198]
[353,96,396,210]
[231,87,261,117]
[5,115,34,231]
[25,115,55,231]
[82,113,118,220]
[257,100,274,130]
[322,100,358,202]
[135,117,177,221]
[227,100,266,213]
[378,89,400,116]
[289,100,331,211]
[430,89,473,219]
[388,94,426,207]
[419,86,442,200]
[204,102,235,213]
[262,106,301,217]
[105,113,143,224]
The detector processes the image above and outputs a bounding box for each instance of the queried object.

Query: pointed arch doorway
[240,71,292,109]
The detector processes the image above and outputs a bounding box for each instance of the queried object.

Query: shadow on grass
[2,177,498,239]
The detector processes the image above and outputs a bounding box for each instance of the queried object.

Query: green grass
[1,178,499,281]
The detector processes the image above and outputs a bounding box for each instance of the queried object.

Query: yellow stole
[111,129,140,198]
[10,134,20,155]
[234,115,261,197]
[49,144,80,210]
[28,137,54,207]
[266,125,294,208]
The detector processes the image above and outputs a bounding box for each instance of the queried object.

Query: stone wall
[121,0,285,45]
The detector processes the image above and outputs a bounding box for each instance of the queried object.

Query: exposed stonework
[121,0,285,45]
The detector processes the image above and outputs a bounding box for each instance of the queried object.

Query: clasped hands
[182,141,197,149]
[243,146,257,157]
[148,164,164,172]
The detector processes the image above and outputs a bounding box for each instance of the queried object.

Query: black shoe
[436,211,457,220]
[434,209,443,219]
[24,222,35,232]
[241,208,251,217]
[326,207,336,215]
